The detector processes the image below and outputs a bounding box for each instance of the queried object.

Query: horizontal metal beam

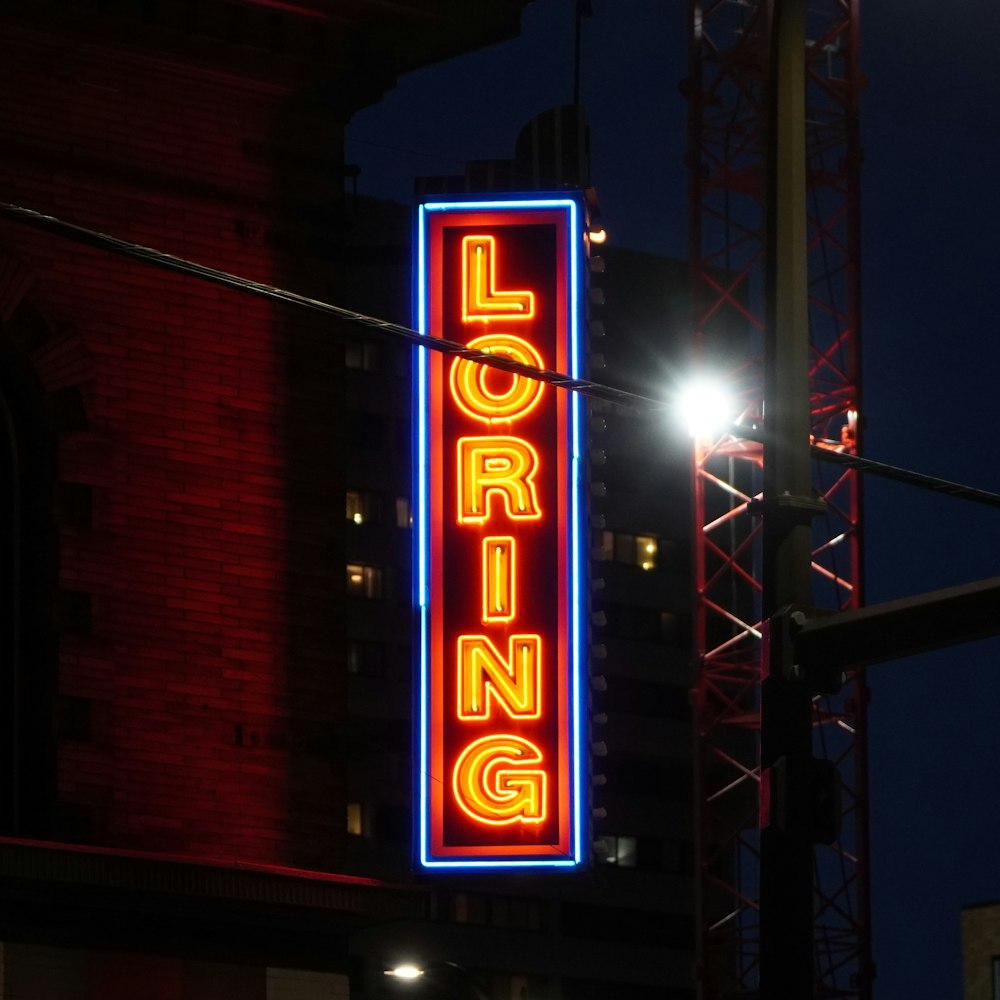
[795,576,1000,678]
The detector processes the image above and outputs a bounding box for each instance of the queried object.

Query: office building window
[593,530,614,561]
[347,640,386,676]
[595,834,638,867]
[593,531,660,570]
[395,496,412,528]
[346,563,383,599]
[452,892,489,926]
[345,340,377,371]
[346,489,381,525]
[346,801,364,836]
[344,410,384,451]
[635,535,657,570]
[614,532,658,570]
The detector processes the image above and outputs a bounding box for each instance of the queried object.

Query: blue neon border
[414,195,586,870]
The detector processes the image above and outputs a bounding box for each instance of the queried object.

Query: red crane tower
[685,2,871,997]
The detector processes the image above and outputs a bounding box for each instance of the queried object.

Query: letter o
[450,334,545,423]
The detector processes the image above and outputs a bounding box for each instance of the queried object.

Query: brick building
[0,2,696,997]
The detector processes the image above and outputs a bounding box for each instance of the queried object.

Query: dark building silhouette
[0,2,696,997]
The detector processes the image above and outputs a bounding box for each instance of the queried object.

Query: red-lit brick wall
[0,18,359,870]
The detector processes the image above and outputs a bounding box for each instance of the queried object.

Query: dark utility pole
[758,1,821,997]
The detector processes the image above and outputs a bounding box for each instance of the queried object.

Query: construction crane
[685,2,872,997]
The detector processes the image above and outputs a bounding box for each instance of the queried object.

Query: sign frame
[414,195,586,870]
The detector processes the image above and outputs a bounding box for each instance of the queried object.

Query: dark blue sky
[347,3,1000,996]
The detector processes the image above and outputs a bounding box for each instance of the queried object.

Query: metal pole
[759,1,818,997]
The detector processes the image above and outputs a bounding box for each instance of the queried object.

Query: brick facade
[0,4,699,998]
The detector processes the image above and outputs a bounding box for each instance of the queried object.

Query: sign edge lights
[414,195,585,870]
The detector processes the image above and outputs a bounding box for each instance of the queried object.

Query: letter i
[483,537,514,622]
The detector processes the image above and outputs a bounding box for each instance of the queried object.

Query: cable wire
[4,199,1000,511]
[0,200,659,413]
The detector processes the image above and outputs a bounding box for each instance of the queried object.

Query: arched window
[0,342,57,837]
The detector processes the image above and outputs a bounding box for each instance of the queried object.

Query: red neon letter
[458,633,540,719]
[453,735,546,825]
[462,235,535,323]
[457,437,541,523]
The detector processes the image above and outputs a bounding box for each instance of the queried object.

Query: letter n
[458,634,541,719]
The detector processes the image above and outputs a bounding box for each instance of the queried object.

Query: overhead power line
[808,446,1000,509]
[0,201,656,413]
[3,199,1000,510]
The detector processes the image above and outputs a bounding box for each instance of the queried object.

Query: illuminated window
[346,563,383,599]
[345,340,377,370]
[346,489,381,525]
[636,535,657,571]
[596,834,638,867]
[613,532,658,569]
[395,496,411,528]
[594,531,660,569]
[346,801,364,836]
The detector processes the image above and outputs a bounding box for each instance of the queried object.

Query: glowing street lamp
[385,966,424,981]
[676,376,738,441]
[382,961,492,1000]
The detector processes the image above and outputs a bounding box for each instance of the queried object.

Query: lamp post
[757,1,819,997]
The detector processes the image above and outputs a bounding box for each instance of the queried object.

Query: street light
[675,375,737,441]
[382,961,492,1000]
[385,966,424,981]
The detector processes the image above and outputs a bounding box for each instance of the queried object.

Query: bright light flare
[385,966,424,980]
[676,378,737,440]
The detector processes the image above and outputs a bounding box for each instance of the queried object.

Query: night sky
[346,2,1000,996]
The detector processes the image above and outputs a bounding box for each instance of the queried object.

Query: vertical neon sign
[415,197,585,869]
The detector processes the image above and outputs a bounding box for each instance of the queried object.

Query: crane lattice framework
[686,2,871,998]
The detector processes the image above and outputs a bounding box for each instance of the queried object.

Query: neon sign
[415,197,585,869]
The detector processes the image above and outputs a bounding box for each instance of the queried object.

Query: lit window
[346,563,383,599]
[596,834,638,867]
[637,535,657,571]
[609,532,660,570]
[346,489,381,525]
[346,801,364,836]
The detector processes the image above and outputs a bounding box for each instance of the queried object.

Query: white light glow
[677,378,736,440]
[385,966,424,980]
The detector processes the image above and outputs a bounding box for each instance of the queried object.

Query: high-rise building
[0,3,696,997]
